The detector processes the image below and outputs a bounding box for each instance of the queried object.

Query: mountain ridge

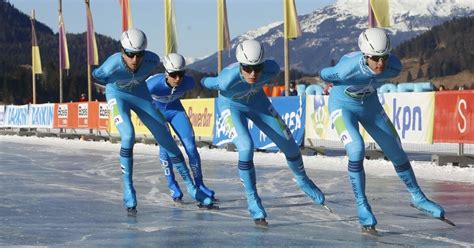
[188,0,474,73]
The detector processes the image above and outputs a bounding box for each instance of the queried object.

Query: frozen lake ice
[0,136,473,246]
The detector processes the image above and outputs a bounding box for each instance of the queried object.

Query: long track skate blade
[254,218,269,228]
[438,217,456,227]
[197,203,220,210]
[126,208,137,217]
[173,198,184,206]
[322,204,334,213]
[410,204,455,226]
[361,226,378,236]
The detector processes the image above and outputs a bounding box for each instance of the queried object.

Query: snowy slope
[189,0,474,73]
[2,135,473,183]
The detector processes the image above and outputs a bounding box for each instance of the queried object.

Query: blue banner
[213,96,306,150]
[29,104,54,128]
[4,105,29,127]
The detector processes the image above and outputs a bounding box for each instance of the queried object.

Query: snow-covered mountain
[188,0,474,73]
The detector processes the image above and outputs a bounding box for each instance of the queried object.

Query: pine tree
[406,71,413,82]
[416,67,424,79]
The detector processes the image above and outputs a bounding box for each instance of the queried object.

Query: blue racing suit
[202,61,325,220]
[146,73,215,200]
[321,51,445,227]
[92,52,213,209]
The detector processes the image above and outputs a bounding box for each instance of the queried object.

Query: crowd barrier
[1,90,473,166]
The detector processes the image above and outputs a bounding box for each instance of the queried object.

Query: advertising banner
[97,102,109,130]
[378,92,434,144]
[3,105,29,127]
[304,95,340,141]
[433,90,474,143]
[181,98,215,138]
[28,103,54,128]
[77,102,89,128]
[213,96,305,150]
[0,105,4,126]
[54,103,69,128]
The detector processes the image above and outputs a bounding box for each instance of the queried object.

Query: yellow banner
[181,98,215,137]
[164,0,178,54]
[217,0,230,51]
[284,0,301,39]
[107,99,215,138]
[32,46,42,74]
[370,0,390,27]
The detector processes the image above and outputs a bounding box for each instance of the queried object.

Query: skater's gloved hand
[200,77,207,87]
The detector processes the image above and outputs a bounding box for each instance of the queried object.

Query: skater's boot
[239,160,267,220]
[396,163,445,218]
[184,138,216,199]
[120,147,137,209]
[172,154,213,206]
[159,152,183,201]
[190,162,215,198]
[287,154,325,204]
[348,170,377,228]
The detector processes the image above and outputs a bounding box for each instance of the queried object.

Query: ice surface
[0,136,473,246]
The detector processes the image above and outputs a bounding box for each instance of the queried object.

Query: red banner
[53,102,108,130]
[433,90,474,144]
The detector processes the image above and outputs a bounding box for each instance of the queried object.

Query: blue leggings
[220,98,300,162]
[106,83,185,208]
[329,97,409,166]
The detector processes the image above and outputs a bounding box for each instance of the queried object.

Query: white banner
[4,105,29,127]
[304,95,340,141]
[304,93,435,145]
[28,103,55,128]
[0,105,5,126]
[375,92,434,144]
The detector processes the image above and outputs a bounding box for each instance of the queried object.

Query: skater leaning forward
[146,53,216,206]
[202,39,326,226]
[320,27,449,232]
[92,28,215,215]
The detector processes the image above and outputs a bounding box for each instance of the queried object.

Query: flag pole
[58,0,63,103]
[86,0,92,101]
[283,0,301,97]
[284,37,290,97]
[31,10,37,104]
[217,0,230,74]
[88,65,92,101]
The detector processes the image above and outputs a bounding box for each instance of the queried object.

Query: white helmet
[163,53,186,72]
[358,28,391,56]
[120,28,147,52]
[236,39,264,65]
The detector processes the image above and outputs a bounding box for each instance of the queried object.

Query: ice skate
[169,182,184,202]
[239,166,267,220]
[296,176,325,205]
[254,218,269,228]
[357,201,377,227]
[126,207,137,217]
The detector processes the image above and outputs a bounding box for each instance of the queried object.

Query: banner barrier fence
[2,91,473,146]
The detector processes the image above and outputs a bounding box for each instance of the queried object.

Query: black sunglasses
[241,63,263,73]
[367,54,389,62]
[123,49,145,59]
[168,70,185,78]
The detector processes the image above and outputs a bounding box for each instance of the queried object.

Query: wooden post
[59,0,63,103]
[284,37,290,97]
[217,50,222,74]
[88,65,92,101]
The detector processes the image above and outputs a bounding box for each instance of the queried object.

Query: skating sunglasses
[167,70,185,78]
[241,63,264,73]
[367,54,390,62]
[123,49,145,59]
